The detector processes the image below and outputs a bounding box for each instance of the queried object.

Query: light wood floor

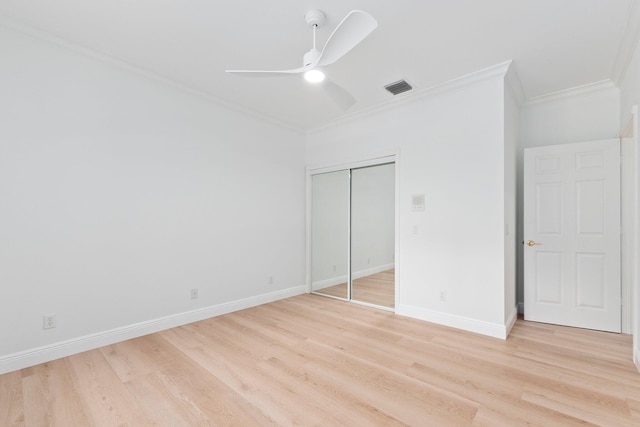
[1,294,639,426]
[315,268,395,308]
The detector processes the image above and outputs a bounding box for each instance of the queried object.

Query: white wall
[307,63,515,338]
[517,86,620,312]
[0,24,306,372]
[520,87,620,148]
[620,35,640,368]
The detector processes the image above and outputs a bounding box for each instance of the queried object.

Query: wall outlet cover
[43,314,56,329]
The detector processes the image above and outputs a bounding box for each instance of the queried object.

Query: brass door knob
[526,240,541,246]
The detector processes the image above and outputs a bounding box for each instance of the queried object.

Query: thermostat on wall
[411,193,425,211]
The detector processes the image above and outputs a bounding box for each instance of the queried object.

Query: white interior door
[524,139,621,332]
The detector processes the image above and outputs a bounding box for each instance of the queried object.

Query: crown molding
[0,15,306,135]
[612,0,640,86]
[308,60,514,135]
[523,80,617,107]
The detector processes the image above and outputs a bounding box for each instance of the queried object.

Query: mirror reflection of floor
[314,269,395,309]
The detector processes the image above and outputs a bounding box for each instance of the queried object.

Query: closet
[310,161,395,309]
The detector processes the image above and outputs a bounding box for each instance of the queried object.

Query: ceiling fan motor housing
[305,9,326,28]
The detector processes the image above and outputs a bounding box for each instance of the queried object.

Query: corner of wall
[396,304,512,340]
[504,61,526,107]
[505,304,518,338]
[612,0,640,86]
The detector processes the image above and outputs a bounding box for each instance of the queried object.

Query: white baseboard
[635,347,640,373]
[311,263,394,291]
[396,304,511,339]
[505,305,518,337]
[0,285,305,375]
[311,275,348,291]
[352,263,395,280]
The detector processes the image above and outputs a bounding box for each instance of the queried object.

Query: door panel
[351,163,395,308]
[310,170,349,299]
[575,253,605,308]
[524,139,620,332]
[535,251,562,304]
[576,180,605,235]
[536,182,562,234]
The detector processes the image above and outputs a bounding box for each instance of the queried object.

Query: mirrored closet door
[311,170,350,300]
[351,163,395,308]
[310,162,395,309]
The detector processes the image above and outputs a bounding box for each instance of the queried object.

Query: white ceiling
[0,0,637,131]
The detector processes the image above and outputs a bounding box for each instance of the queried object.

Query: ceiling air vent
[384,79,413,95]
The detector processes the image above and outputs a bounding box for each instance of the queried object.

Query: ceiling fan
[225,9,378,110]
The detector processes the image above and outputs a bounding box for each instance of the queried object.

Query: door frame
[621,105,639,368]
[621,110,638,336]
[306,154,399,311]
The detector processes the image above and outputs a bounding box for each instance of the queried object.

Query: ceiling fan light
[304,69,325,83]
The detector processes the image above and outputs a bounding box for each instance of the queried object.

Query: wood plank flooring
[1,294,639,426]
[314,269,395,308]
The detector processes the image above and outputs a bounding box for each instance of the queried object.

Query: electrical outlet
[439,291,447,302]
[190,288,198,300]
[43,314,56,329]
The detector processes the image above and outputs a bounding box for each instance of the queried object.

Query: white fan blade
[322,79,356,110]
[225,62,315,75]
[318,10,378,67]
